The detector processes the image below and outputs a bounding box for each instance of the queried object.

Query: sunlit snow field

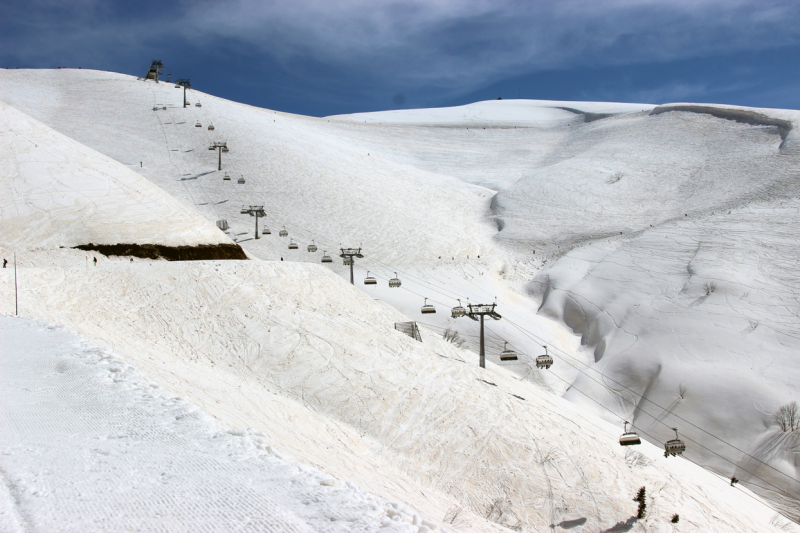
[2,68,800,531]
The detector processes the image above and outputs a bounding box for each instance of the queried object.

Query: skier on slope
[93,257,97,266]
[2,259,6,268]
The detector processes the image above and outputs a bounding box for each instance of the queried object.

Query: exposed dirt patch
[73,243,247,261]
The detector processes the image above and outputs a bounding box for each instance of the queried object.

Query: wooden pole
[14,252,18,316]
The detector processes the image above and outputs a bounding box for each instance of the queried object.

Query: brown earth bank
[73,243,247,261]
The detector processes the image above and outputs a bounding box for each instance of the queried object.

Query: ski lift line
[363,254,485,301]
[500,314,785,460]
[230,212,799,490]
[360,270,458,310]
[244,211,477,303]
[149,85,219,219]
[214,193,799,485]
[151,83,220,216]
[522,341,796,499]
[501,316,800,486]
[542,363,797,507]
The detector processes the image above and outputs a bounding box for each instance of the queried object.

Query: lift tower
[176,79,191,107]
[339,247,364,285]
[145,60,163,82]
[209,141,228,171]
[243,206,266,239]
[461,303,501,368]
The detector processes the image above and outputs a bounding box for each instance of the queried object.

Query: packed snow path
[0,315,436,533]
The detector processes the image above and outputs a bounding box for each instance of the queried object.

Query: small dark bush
[635,487,646,519]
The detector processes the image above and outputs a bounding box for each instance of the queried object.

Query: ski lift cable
[237,212,476,304]
[225,203,800,485]
[502,314,796,480]
[160,86,221,218]
[150,84,219,219]
[246,213,798,486]
[150,83,219,217]
[501,315,800,486]
[259,239,800,492]
[537,356,797,505]
[501,313,794,467]
[162,90,222,219]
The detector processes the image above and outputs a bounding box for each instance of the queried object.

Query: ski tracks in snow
[0,315,428,533]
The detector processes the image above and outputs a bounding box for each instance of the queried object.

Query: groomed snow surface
[0,315,427,533]
[1,68,800,531]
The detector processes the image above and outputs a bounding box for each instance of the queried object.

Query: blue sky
[3,0,800,116]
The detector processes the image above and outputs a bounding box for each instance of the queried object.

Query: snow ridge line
[649,105,793,144]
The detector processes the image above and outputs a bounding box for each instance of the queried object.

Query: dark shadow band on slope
[649,105,793,146]
[557,107,614,123]
[73,243,247,261]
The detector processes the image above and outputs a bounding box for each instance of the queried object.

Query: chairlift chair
[619,422,641,446]
[421,298,436,314]
[389,273,401,288]
[536,346,553,369]
[195,121,201,127]
[500,342,518,361]
[262,227,270,235]
[279,226,288,237]
[223,172,231,181]
[208,124,215,131]
[664,428,686,457]
[343,257,352,266]
[195,102,202,107]
[221,146,229,153]
[240,205,248,214]
[307,241,317,252]
[237,176,245,184]
[209,145,216,150]
[288,240,298,250]
[321,251,333,263]
[364,271,377,285]
[451,299,466,318]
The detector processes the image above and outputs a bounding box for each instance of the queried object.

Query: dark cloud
[2,0,800,114]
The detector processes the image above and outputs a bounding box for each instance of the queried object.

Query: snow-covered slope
[0,69,499,266]
[2,68,800,524]
[0,99,232,255]
[0,315,416,533]
[328,99,653,127]
[0,262,791,532]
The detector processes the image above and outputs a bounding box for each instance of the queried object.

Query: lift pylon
[339,247,364,285]
[176,78,191,107]
[455,302,501,368]
[242,205,266,239]
[209,141,228,171]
